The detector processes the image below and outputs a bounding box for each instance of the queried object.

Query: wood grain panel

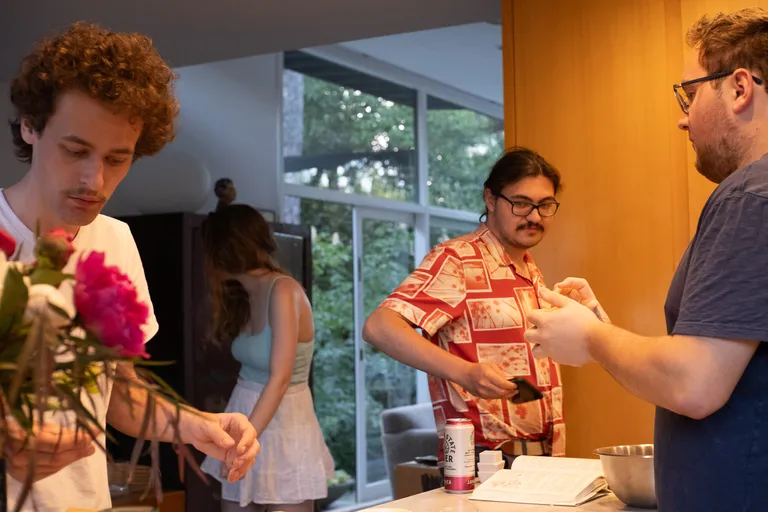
[502,0,691,458]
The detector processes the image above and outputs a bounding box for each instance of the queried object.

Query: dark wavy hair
[482,147,562,220]
[202,178,286,344]
[9,21,179,162]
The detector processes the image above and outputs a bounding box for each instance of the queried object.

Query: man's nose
[80,158,104,192]
[527,208,542,223]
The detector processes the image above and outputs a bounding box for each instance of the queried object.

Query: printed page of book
[470,463,608,506]
[512,455,604,478]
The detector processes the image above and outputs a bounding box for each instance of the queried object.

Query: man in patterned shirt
[364,147,565,469]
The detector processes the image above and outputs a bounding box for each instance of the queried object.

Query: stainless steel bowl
[594,444,657,509]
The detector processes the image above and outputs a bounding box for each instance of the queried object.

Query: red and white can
[443,418,475,493]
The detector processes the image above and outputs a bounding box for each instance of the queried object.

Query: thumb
[538,286,573,308]
[205,420,236,449]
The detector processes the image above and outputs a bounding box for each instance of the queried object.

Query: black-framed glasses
[673,70,764,114]
[496,194,560,217]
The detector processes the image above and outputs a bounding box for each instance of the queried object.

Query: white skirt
[201,379,335,505]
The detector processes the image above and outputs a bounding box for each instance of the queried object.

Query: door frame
[352,206,416,502]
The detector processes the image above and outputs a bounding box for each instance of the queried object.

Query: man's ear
[20,117,39,146]
[731,68,757,115]
[484,188,496,215]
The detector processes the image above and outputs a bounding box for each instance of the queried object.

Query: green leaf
[0,267,29,336]
[29,267,73,287]
[132,360,176,368]
[54,386,112,441]
[138,369,187,405]
[48,303,72,321]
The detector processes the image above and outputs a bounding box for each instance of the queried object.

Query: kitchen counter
[364,488,657,511]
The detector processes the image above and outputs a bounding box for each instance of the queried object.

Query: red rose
[35,228,75,270]
[73,252,149,358]
[0,228,16,259]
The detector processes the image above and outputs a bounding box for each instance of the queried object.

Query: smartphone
[509,377,544,404]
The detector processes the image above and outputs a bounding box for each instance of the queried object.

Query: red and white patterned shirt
[379,224,565,463]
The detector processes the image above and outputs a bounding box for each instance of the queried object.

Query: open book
[469,455,609,507]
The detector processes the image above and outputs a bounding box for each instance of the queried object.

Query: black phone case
[509,377,544,404]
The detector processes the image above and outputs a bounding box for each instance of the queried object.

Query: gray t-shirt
[659,154,768,511]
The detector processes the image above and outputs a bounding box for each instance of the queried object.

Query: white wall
[107,53,283,217]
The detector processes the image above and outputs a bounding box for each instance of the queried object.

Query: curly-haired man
[2,22,260,512]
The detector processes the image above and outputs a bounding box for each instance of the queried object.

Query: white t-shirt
[0,189,159,512]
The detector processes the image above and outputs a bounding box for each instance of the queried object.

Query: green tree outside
[285,72,503,480]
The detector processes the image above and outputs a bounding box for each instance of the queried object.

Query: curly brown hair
[687,8,768,91]
[9,21,179,163]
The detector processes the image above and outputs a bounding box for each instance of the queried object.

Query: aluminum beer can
[443,418,475,493]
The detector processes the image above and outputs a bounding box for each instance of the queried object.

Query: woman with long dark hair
[200,179,334,512]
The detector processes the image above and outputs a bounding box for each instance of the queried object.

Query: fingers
[226,439,259,482]
[531,344,548,359]
[4,436,95,483]
[35,424,95,452]
[538,287,574,308]
[555,277,593,294]
[206,419,236,451]
[227,445,258,482]
[485,364,518,398]
[527,309,545,329]
[6,422,94,455]
[466,363,518,399]
[232,416,257,457]
[585,299,611,323]
[524,325,542,346]
[241,434,260,462]
[216,414,260,482]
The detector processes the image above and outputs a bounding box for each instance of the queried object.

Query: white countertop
[363,488,657,512]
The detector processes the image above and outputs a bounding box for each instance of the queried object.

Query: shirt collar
[474,222,537,274]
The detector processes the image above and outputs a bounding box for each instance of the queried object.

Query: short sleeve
[120,224,159,344]
[378,246,467,336]
[674,193,768,341]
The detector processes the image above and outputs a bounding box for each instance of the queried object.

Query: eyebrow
[506,194,557,202]
[62,135,134,155]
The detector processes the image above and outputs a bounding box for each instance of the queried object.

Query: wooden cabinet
[107,212,312,512]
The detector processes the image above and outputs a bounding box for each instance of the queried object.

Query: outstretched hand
[183,412,260,482]
[525,287,601,367]
[553,277,611,323]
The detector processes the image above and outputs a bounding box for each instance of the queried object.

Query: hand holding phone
[509,377,544,404]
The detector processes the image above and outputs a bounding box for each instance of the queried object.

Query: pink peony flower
[0,228,16,259]
[35,228,75,270]
[73,252,149,358]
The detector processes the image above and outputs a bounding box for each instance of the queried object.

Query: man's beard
[694,110,744,184]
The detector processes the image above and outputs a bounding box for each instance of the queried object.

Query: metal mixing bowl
[594,444,657,509]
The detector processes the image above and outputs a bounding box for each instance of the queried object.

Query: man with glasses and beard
[524,8,768,512]
[364,148,566,473]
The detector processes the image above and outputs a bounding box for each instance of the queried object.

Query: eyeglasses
[496,194,560,217]
[673,70,764,114]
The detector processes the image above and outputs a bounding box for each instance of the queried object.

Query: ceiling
[340,22,503,104]
[0,0,501,82]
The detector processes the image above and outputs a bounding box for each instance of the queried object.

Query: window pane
[283,51,417,202]
[361,218,416,485]
[427,96,504,213]
[429,220,478,247]
[283,196,357,492]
